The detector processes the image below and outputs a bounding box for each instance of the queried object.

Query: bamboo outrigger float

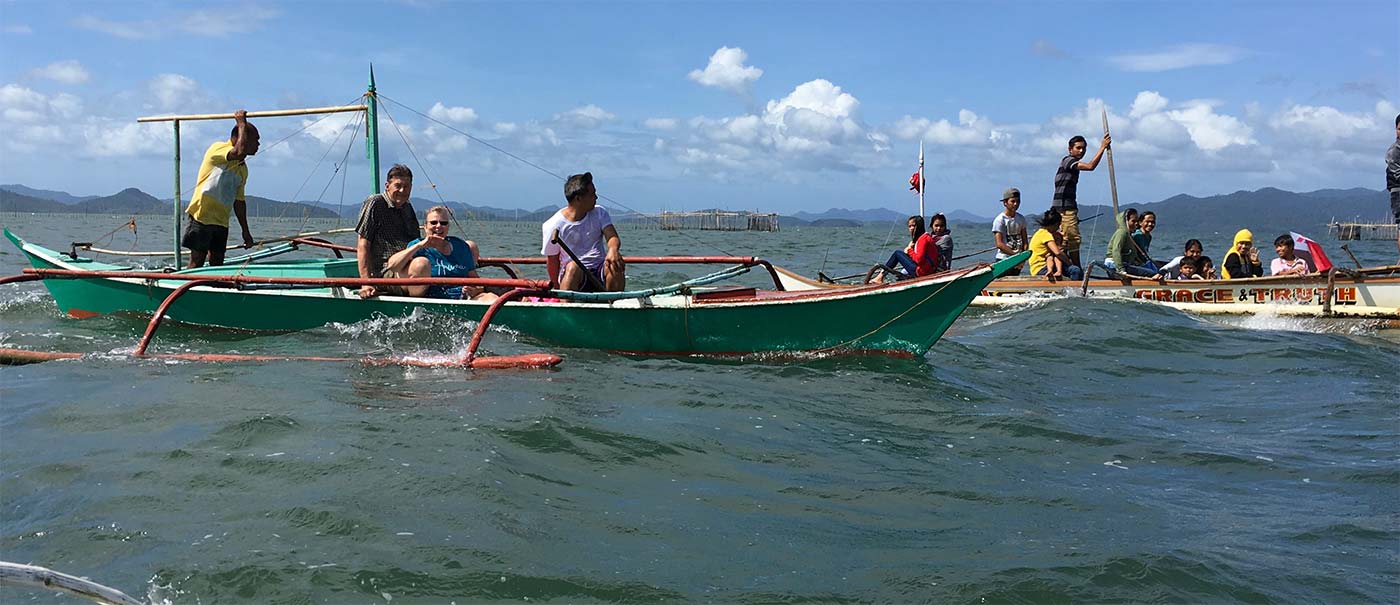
[0,67,1029,366]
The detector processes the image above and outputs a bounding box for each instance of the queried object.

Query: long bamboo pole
[0,561,144,605]
[137,105,365,123]
[1101,106,1119,216]
[80,227,358,257]
[172,120,182,267]
[22,268,550,290]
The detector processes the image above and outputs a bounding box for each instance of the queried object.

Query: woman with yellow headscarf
[1221,229,1264,279]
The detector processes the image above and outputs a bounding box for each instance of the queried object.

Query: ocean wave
[0,289,52,313]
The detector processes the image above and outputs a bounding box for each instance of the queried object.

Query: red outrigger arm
[21,267,553,290]
[2,253,789,368]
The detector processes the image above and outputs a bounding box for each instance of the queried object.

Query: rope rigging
[376,93,738,257]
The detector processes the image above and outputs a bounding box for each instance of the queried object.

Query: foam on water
[1201,306,1384,335]
[0,289,49,312]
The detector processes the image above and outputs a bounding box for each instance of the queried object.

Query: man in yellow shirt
[182,109,259,268]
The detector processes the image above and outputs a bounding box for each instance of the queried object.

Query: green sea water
[2,214,1397,604]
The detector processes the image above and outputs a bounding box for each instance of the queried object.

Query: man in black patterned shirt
[355,164,420,298]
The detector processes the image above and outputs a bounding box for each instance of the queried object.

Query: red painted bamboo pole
[22,268,549,290]
[476,256,758,265]
[0,347,562,368]
[0,274,44,285]
[134,279,223,355]
[459,288,545,365]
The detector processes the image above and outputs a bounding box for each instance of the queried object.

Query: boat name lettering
[1131,286,1358,305]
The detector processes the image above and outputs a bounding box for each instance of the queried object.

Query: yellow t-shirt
[185,141,247,227]
[1027,228,1056,276]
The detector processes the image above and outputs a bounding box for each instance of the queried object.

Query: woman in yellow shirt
[1028,209,1082,280]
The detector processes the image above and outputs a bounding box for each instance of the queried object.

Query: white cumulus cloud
[1129,91,1168,119]
[30,60,90,85]
[300,112,362,146]
[74,7,278,40]
[643,117,677,130]
[1108,43,1249,72]
[688,46,763,95]
[148,74,199,111]
[427,102,478,124]
[555,104,615,129]
[762,79,863,152]
[1164,100,1254,151]
[176,7,278,37]
[73,14,152,40]
[0,84,165,156]
[1269,103,1378,147]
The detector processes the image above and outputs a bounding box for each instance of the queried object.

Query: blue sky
[1,1,1396,216]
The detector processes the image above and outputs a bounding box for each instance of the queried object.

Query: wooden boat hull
[772,262,1400,320]
[6,230,1028,356]
[976,271,1400,319]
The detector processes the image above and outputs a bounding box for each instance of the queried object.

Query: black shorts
[180,217,228,252]
[1390,189,1400,225]
[574,264,607,292]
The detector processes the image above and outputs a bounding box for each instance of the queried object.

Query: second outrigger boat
[773,262,1400,322]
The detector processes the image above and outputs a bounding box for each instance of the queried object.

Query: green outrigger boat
[5,228,1028,357]
[0,68,1028,363]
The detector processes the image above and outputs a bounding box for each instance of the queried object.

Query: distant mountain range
[1,184,98,205]
[1,184,1390,235]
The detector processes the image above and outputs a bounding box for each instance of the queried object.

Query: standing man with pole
[181,110,258,268]
[1052,131,1110,269]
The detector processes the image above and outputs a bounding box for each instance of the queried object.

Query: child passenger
[1178,256,1205,280]
[992,188,1028,275]
[929,213,953,272]
[1154,239,1211,280]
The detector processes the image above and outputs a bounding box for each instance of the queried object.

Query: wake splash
[1201,306,1384,336]
[321,308,524,359]
[0,289,51,313]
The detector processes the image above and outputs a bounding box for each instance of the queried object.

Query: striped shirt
[1052,155,1079,211]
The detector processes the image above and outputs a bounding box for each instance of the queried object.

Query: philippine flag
[1290,232,1333,273]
